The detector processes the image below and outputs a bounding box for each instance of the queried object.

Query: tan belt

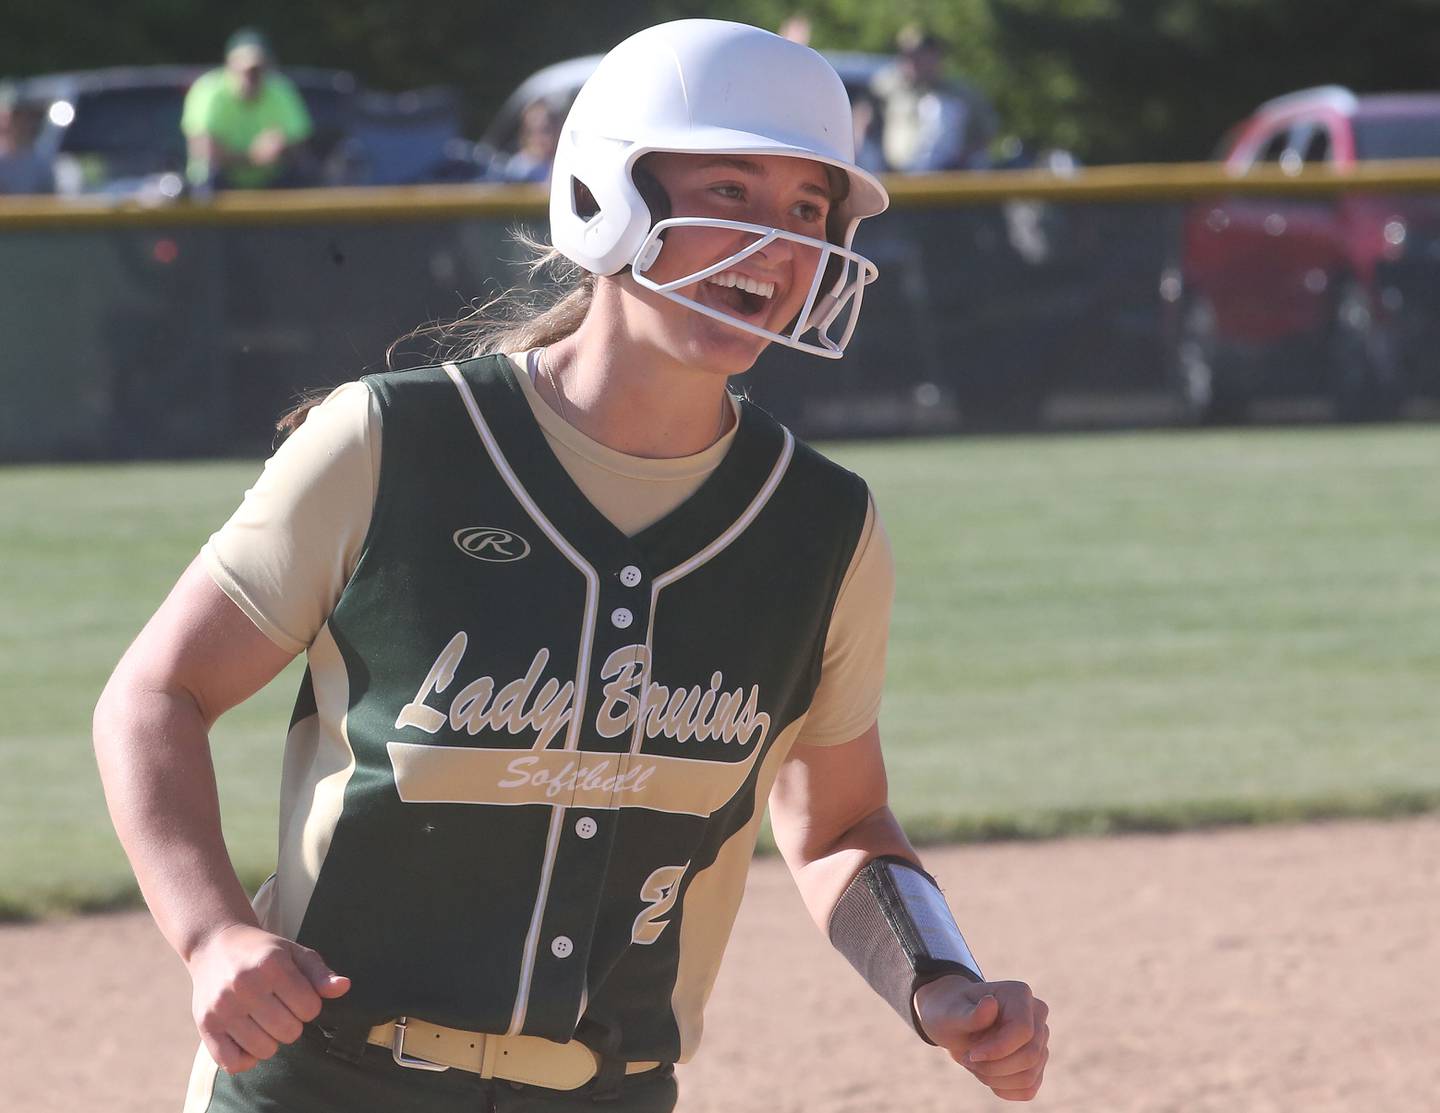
[366,1017,663,1090]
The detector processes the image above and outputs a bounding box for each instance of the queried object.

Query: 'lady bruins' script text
[394,632,772,751]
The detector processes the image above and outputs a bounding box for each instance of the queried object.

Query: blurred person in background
[0,84,54,194]
[181,29,313,191]
[778,13,812,46]
[490,98,562,183]
[776,15,883,173]
[871,26,994,172]
[850,92,887,175]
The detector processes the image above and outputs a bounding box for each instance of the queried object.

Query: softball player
[94,20,1049,1111]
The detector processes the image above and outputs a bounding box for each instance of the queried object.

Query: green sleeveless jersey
[273,355,870,1064]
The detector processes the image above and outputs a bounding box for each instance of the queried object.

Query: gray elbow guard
[827,855,985,1042]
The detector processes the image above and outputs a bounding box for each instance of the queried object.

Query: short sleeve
[201,382,379,653]
[795,496,896,746]
[270,75,314,142]
[179,72,220,138]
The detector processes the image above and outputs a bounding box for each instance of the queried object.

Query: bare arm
[187,133,248,173]
[770,723,1049,1101]
[93,557,348,1072]
[769,721,918,931]
[94,556,291,955]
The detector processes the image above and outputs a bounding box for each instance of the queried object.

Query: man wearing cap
[870,25,996,172]
[181,30,313,190]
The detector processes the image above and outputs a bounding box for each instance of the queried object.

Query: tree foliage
[3,0,663,136]
[987,0,1440,161]
[5,0,1440,162]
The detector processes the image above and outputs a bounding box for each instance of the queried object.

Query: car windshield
[1352,114,1440,160]
[57,87,187,156]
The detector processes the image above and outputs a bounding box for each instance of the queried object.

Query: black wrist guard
[827,856,985,1043]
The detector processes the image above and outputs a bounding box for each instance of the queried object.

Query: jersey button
[610,607,634,630]
[550,936,574,959]
[574,816,598,840]
[619,565,643,588]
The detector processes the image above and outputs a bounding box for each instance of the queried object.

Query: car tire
[1171,294,1248,425]
[1329,279,1405,422]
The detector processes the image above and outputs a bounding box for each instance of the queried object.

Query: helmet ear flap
[624,159,674,274]
[632,160,672,227]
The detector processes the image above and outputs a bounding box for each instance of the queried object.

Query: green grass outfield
[3,425,1438,918]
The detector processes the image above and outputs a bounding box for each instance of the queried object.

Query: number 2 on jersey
[632,863,689,944]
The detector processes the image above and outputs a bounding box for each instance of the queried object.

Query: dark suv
[1162,86,1440,421]
[18,66,480,195]
[20,66,359,195]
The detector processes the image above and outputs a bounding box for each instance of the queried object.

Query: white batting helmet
[548,19,890,358]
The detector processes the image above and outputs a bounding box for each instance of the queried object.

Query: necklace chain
[539,347,577,429]
[539,348,730,445]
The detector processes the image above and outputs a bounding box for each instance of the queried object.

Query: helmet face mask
[548,19,890,359]
[629,216,878,359]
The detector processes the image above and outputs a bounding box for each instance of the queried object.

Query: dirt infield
[4,816,1435,1112]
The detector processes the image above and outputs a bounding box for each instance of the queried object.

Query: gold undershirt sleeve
[201,381,378,653]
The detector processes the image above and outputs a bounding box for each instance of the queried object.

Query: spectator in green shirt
[181,29,313,190]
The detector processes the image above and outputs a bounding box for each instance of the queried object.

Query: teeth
[705,271,775,299]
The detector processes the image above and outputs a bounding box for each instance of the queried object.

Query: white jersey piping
[443,361,599,1036]
[630,428,795,755]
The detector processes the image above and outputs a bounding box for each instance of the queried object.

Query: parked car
[17,66,357,195]
[341,86,484,186]
[14,65,482,196]
[1162,85,1440,422]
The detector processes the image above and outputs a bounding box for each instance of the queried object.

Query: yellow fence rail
[6,159,1440,231]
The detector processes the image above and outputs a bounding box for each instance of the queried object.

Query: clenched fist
[914,976,1050,1102]
[186,923,351,1074]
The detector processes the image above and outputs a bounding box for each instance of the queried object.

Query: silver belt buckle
[391,1017,451,1072]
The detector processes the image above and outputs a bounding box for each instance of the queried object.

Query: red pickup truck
[1163,85,1440,422]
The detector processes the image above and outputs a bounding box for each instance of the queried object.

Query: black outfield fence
[4,162,1439,461]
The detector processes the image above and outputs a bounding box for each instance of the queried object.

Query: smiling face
[617,151,839,375]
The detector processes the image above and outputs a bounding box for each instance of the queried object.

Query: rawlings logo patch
[453,526,531,563]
